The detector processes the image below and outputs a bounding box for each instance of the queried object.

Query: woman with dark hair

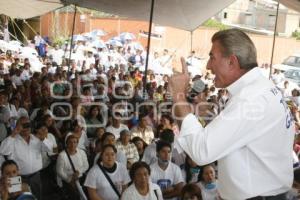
[85,105,103,138]
[93,132,127,166]
[0,160,33,200]
[121,161,163,200]
[160,114,179,136]
[131,136,148,161]
[181,183,203,200]
[84,144,130,200]
[196,164,220,200]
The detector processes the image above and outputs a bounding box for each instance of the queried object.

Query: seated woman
[181,183,203,200]
[65,120,89,152]
[116,130,139,169]
[56,135,89,200]
[131,137,148,161]
[196,163,220,200]
[84,144,130,200]
[121,161,163,200]
[85,105,103,139]
[93,132,127,166]
[0,160,34,200]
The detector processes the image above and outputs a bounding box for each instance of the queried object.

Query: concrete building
[216,0,300,36]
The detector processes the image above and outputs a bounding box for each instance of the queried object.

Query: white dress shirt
[176,67,294,199]
[0,134,52,175]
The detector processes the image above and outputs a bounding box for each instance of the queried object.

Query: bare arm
[162,182,184,199]
[87,187,104,200]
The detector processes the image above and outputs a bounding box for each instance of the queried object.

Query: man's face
[158,146,171,161]
[3,164,18,178]
[206,41,232,88]
[19,119,31,136]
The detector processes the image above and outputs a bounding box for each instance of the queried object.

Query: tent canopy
[0,0,300,31]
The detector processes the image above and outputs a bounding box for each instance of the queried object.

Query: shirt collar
[227,67,261,96]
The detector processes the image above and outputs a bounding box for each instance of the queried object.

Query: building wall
[39,12,300,65]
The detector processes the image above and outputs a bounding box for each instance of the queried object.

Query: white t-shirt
[150,161,184,200]
[121,181,163,200]
[84,162,130,200]
[106,124,129,139]
[197,181,220,200]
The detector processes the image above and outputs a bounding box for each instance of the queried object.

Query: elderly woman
[84,144,130,200]
[56,135,89,200]
[116,130,139,169]
[121,161,163,200]
[65,120,89,152]
[196,164,220,200]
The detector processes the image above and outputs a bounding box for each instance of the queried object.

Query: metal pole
[269,0,280,79]
[190,31,193,66]
[143,0,155,98]
[68,5,77,73]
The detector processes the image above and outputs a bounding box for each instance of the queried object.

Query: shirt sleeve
[0,136,14,156]
[119,163,130,184]
[176,95,280,165]
[56,152,71,183]
[173,165,184,185]
[84,167,97,189]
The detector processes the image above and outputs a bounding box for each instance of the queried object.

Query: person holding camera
[0,116,53,200]
[0,160,34,200]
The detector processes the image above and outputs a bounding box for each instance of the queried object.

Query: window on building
[245,14,252,25]
[269,15,276,27]
[224,12,227,19]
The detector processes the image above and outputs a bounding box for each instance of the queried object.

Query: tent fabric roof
[0,0,300,31]
[0,0,62,19]
[63,0,235,31]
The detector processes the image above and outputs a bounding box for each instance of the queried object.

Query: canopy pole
[269,0,280,79]
[10,18,17,40]
[190,31,193,66]
[10,18,28,42]
[143,0,155,97]
[67,5,77,73]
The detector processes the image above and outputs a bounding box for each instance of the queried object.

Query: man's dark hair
[1,160,18,173]
[156,140,172,152]
[159,129,175,144]
[129,161,151,180]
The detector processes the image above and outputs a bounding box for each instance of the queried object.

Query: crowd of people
[0,29,298,200]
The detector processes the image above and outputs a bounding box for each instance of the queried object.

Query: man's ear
[228,54,240,70]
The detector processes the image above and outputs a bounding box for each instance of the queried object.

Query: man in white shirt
[106,113,129,139]
[169,29,294,200]
[150,140,184,200]
[0,116,53,200]
[48,45,64,66]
